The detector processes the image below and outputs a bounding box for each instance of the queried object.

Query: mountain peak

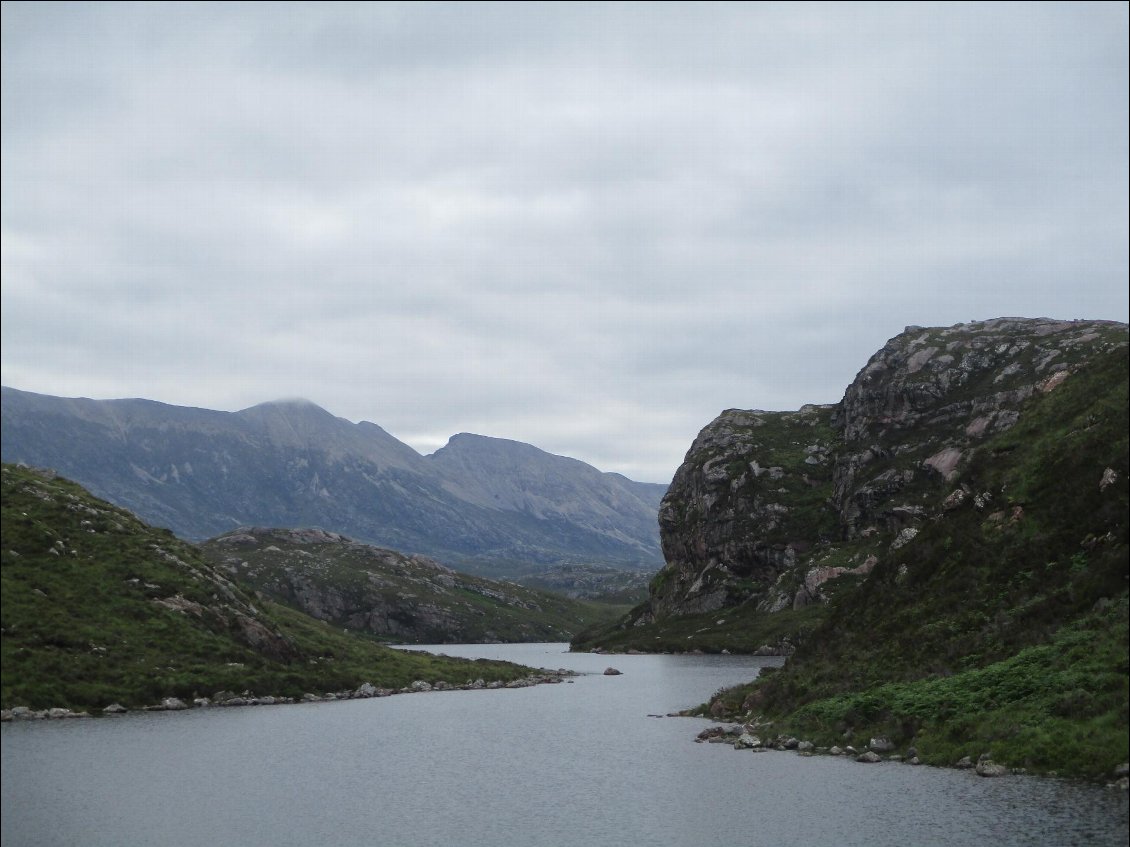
[239,398,330,416]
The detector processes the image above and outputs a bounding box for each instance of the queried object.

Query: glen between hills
[0,464,566,712]
[575,317,1128,780]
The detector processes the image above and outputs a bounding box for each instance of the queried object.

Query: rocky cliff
[636,318,1128,624]
[0,392,666,575]
[575,316,1128,780]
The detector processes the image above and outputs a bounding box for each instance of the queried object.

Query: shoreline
[0,668,576,723]
[694,722,1130,789]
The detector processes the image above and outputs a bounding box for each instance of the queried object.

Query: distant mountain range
[0,388,667,575]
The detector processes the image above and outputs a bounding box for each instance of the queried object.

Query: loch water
[2,643,1127,846]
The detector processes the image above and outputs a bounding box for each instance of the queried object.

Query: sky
[2,2,1127,484]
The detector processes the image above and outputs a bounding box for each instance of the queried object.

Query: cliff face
[644,318,1128,622]
[649,405,837,617]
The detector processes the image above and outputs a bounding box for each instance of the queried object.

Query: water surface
[3,643,1126,846]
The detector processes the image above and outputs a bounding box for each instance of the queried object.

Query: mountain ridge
[0,388,666,575]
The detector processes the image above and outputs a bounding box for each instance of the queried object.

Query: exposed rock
[634,319,1128,624]
[889,527,919,551]
[923,447,963,481]
[975,754,1009,777]
[102,703,128,714]
[941,488,968,510]
[869,736,896,753]
[734,732,762,749]
[603,667,622,676]
[955,756,974,769]
[856,751,883,763]
[1100,468,1118,492]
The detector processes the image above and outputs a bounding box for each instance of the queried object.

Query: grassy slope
[200,528,628,643]
[571,602,826,654]
[1,465,535,712]
[697,347,1129,779]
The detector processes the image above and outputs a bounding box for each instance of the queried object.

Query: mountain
[0,464,541,713]
[198,527,627,644]
[574,317,1128,779]
[0,391,666,574]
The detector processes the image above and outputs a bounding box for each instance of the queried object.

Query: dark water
[2,643,1126,846]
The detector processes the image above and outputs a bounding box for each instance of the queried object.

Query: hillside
[198,527,627,644]
[573,318,1128,778]
[0,464,541,713]
[0,392,666,574]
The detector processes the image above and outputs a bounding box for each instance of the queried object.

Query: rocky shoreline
[0,669,575,723]
[693,723,1130,789]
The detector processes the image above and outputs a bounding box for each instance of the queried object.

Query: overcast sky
[2,2,1127,483]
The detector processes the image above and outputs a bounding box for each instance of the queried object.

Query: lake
[2,643,1127,846]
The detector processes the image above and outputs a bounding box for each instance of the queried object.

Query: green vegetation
[571,602,825,655]
[199,528,628,644]
[1,465,536,712]
[693,345,1129,779]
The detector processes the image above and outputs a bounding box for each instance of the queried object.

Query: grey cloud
[2,2,1127,483]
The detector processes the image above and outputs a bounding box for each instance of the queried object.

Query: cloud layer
[3,2,1127,482]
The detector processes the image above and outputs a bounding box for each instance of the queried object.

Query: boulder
[869,736,896,753]
[603,667,622,675]
[102,703,128,714]
[695,726,726,743]
[856,751,883,763]
[734,733,762,749]
[976,758,1009,778]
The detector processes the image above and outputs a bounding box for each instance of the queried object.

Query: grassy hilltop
[1,464,536,712]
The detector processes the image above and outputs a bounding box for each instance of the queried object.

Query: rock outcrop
[638,318,1128,622]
